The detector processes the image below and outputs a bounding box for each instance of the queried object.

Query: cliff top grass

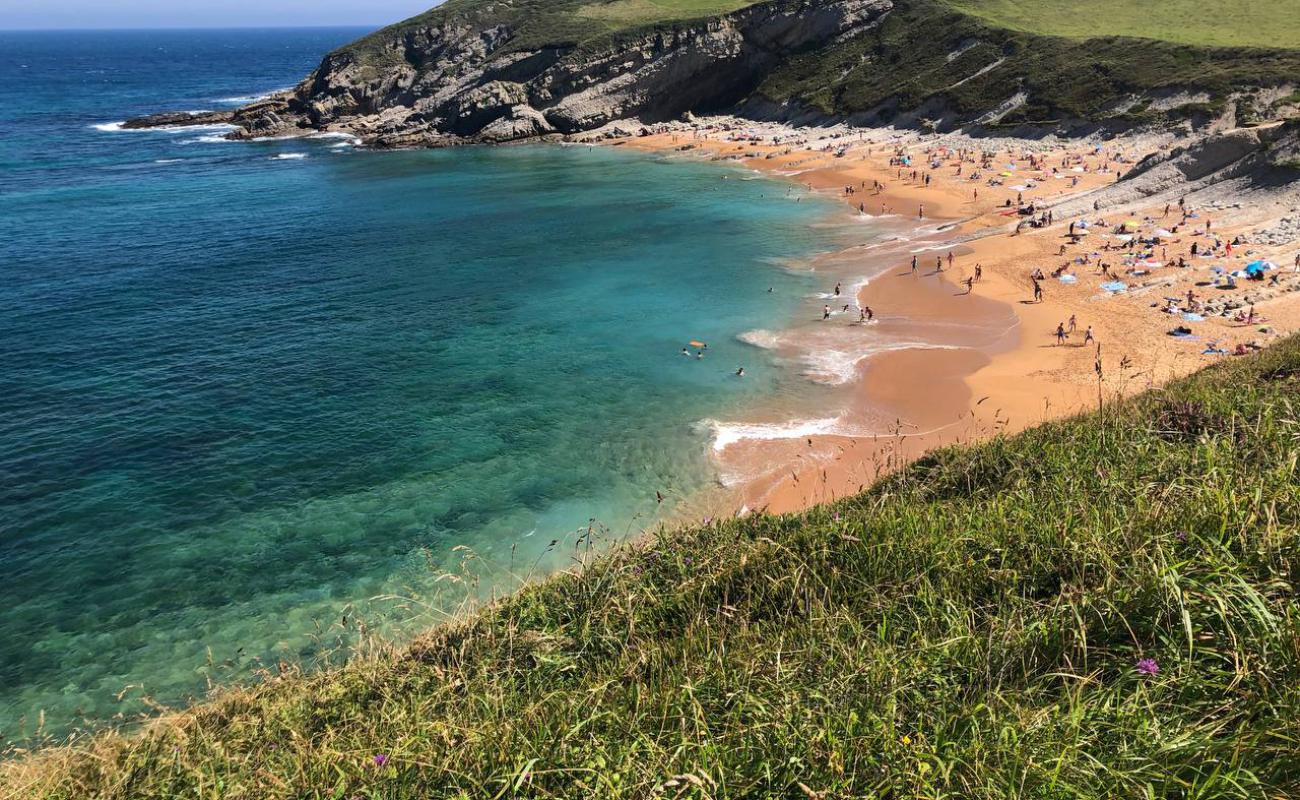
[5,328,1300,798]
[943,0,1300,50]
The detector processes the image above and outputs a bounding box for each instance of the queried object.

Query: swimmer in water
[736,367,745,377]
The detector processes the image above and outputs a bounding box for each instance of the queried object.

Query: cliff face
[129,0,1300,146]
[234,0,893,146]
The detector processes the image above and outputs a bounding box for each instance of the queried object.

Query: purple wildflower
[1136,658,1160,676]
[684,557,693,565]
[373,754,389,767]
[1174,531,1188,543]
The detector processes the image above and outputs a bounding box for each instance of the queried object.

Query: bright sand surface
[618,122,1300,515]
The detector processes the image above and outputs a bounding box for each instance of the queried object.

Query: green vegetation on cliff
[755,0,1300,125]
[7,330,1300,797]
[945,0,1300,49]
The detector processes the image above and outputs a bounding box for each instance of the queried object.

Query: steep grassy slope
[7,335,1300,798]
[342,0,768,66]
[754,0,1300,125]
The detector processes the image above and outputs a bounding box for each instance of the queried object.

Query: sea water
[0,29,858,737]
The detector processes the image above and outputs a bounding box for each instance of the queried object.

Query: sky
[0,0,436,29]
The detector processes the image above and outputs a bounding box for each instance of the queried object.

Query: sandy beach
[612,119,1300,516]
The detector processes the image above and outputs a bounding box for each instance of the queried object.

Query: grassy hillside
[7,334,1300,797]
[756,0,1300,125]
[943,0,1300,49]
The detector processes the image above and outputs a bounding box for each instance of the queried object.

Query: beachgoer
[1068,314,1077,333]
[911,255,918,274]
[823,305,831,320]
[1055,322,1067,345]
[681,348,690,356]
[1084,326,1094,344]
[834,282,841,296]
[974,263,982,282]
[736,367,745,377]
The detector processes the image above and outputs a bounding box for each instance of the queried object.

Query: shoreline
[617,119,1300,517]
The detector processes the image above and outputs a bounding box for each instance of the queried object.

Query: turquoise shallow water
[0,30,852,738]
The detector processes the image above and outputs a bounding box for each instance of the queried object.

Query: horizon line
[0,23,386,33]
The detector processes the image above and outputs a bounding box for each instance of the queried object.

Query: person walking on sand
[834,282,841,297]
[964,276,974,294]
[823,305,831,320]
[1033,279,1043,304]
[918,203,925,220]
[974,263,982,282]
[947,251,954,269]
[1055,322,1067,346]
[1068,314,1077,333]
[1084,326,1094,345]
[911,255,918,274]
[936,255,943,273]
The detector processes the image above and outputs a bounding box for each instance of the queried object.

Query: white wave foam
[180,134,233,145]
[215,87,292,105]
[699,417,846,453]
[274,153,308,160]
[91,121,125,132]
[154,158,184,164]
[737,329,783,349]
[802,341,965,385]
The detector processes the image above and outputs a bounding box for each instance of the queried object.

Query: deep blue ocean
[0,29,851,738]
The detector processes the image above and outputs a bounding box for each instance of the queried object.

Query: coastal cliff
[129,0,1300,147]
